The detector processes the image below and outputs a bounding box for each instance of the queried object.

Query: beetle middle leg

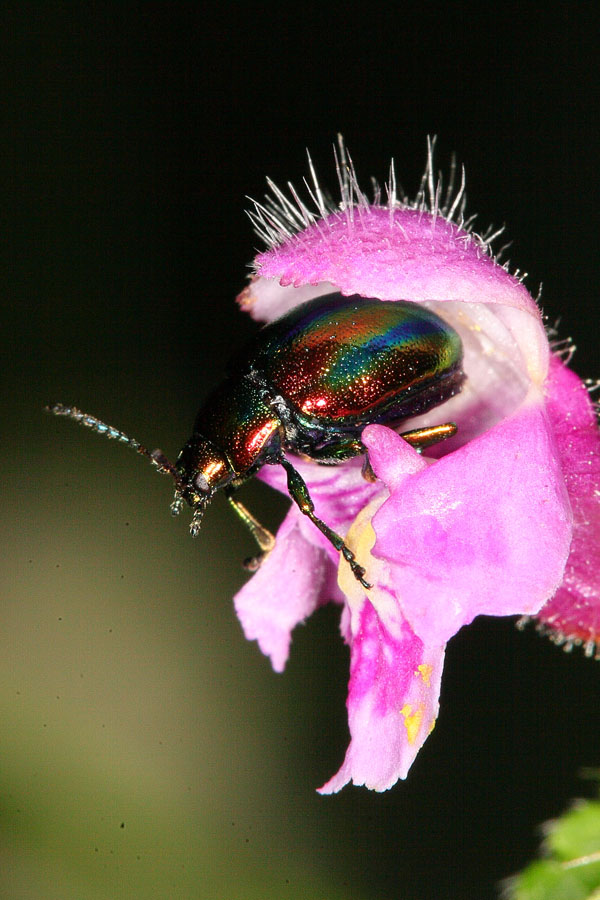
[224,486,276,572]
[278,455,371,590]
[304,437,365,464]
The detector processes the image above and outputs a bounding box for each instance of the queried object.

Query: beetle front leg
[224,486,276,572]
[278,456,371,590]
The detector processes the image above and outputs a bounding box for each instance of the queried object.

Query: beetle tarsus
[243,553,267,573]
[189,508,204,537]
[361,456,377,483]
[345,553,371,590]
[340,546,371,589]
[356,571,372,590]
[170,491,184,517]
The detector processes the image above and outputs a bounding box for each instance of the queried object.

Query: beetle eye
[194,473,210,493]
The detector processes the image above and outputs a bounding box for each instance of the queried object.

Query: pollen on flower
[416,663,433,686]
[400,704,424,745]
[236,284,255,311]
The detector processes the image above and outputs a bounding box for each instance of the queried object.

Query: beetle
[48,292,465,587]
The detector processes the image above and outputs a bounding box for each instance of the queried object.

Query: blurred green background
[3,5,599,899]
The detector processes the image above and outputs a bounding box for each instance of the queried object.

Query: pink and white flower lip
[233,141,600,792]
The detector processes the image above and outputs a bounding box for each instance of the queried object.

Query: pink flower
[233,141,600,792]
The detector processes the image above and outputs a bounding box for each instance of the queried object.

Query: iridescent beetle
[48,292,464,587]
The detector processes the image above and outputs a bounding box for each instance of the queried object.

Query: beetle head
[173,435,233,535]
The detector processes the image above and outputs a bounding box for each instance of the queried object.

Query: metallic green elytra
[48,292,464,588]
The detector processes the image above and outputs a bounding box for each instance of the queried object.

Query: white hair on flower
[247,135,530,281]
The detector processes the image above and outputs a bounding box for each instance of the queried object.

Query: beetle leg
[278,456,371,590]
[399,422,457,452]
[361,456,377,482]
[306,438,365,464]
[224,487,276,572]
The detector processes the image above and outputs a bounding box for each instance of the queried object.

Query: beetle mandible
[48,292,465,587]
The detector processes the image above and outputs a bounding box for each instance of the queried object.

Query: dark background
[4,4,599,899]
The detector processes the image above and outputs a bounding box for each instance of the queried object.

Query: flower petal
[238,279,338,324]
[361,422,428,488]
[535,355,600,652]
[366,394,573,646]
[319,500,444,793]
[255,208,535,313]
[319,599,445,794]
[233,504,342,673]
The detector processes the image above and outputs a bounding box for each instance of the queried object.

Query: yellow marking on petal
[400,703,424,744]
[417,663,433,687]
[336,492,387,601]
[337,516,377,598]
[354,520,377,561]
[236,285,256,309]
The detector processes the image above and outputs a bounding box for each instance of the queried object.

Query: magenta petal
[370,398,573,646]
[254,208,537,316]
[361,423,428,487]
[233,505,342,672]
[319,599,444,793]
[536,356,600,649]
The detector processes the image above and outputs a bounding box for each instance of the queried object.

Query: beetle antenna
[170,490,185,517]
[189,506,204,537]
[46,403,184,490]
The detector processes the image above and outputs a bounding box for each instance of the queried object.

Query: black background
[5,4,600,899]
